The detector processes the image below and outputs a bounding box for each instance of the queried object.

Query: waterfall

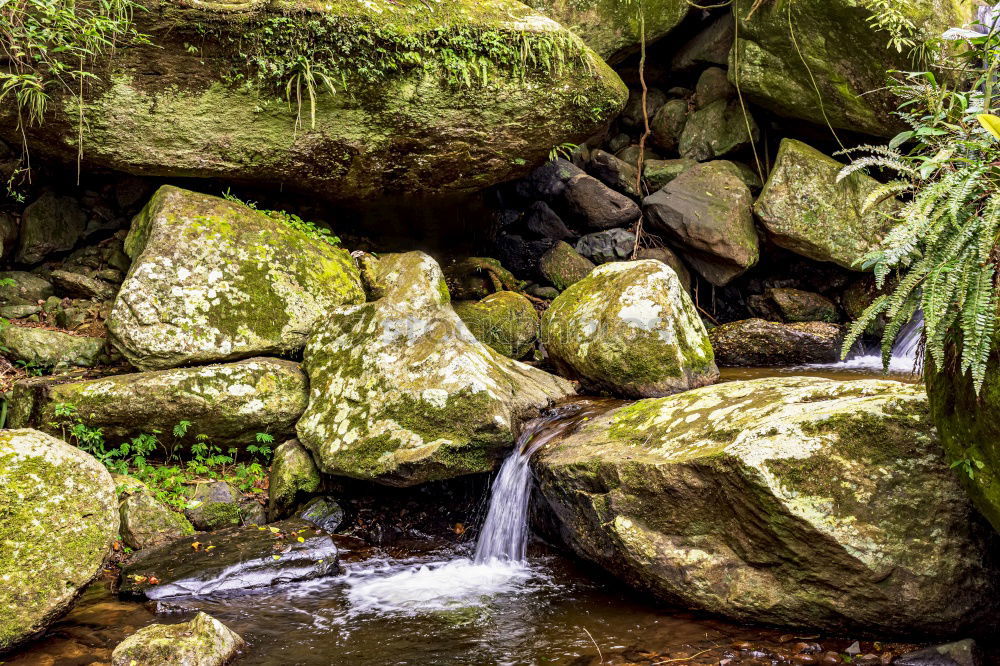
[804,310,924,373]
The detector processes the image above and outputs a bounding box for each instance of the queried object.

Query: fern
[840,28,1000,394]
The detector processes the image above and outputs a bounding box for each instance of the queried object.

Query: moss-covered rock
[296,252,574,486]
[709,318,842,366]
[635,246,691,292]
[453,291,540,360]
[679,99,759,162]
[111,612,244,666]
[533,377,1000,636]
[541,260,718,398]
[0,429,119,654]
[0,271,53,306]
[15,192,86,265]
[731,0,975,136]
[642,158,697,191]
[267,439,322,520]
[0,324,106,369]
[8,357,308,448]
[755,139,896,269]
[116,476,195,550]
[107,186,364,369]
[643,161,758,286]
[1,0,626,202]
[539,241,595,292]
[767,287,838,323]
[184,481,264,531]
[527,0,690,62]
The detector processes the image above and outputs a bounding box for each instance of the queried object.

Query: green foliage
[547,142,578,162]
[221,188,341,248]
[52,402,272,510]
[839,29,1000,394]
[858,0,920,55]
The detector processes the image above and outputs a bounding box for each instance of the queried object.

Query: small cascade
[344,399,617,613]
[805,310,925,374]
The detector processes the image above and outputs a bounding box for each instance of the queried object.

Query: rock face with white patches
[541,260,717,398]
[0,429,119,653]
[296,252,575,487]
[7,358,307,448]
[533,377,1000,636]
[107,185,365,370]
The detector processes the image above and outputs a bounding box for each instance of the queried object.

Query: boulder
[731,0,974,136]
[679,99,759,162]
[8,357,307,447]
[107,186,365,370]
[767,287,838,323]
[494,232,557,280]
[117,476,196,550]
[120,518,338,599]
[529,0,690,62]
[541,260,718,397]
[0,324,106,369]
[111,612,244,666]
[709,319,843,366]
[643,161,758,286]
[616,145,662,167]
[672,13,734,71]
[14,192,85,264]
[523,201,576,241]
[896,640,981,666]
[0,271,53,306]
[0,1,626,202]
[755,139,896,269]
[586,149,639,197]
[453,291,540,360]
[268,440,322,520]
[635,246,691,291]
[520,159,640,230]
[0,429,119,653]
[296,252,574,486]
[650,100,689,153]
[575,228,636,264]
[0,212,17,261]
[620,87,669,129]
[443,257,523,300]
[49,269,118,301]
[298,496,345,533]
[539,241,596,291]
[643,158,697,191]
[694,67,734,108]
[533,377,1000,636]
[184,481,265,531]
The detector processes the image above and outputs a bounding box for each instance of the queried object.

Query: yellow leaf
[268,526,280,534]
[297,536,305,543]
[272,554,281,560]
[978,114,1000,140]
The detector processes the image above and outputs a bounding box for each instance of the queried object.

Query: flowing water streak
[803,310,924,374]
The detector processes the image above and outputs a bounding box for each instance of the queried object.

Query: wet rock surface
[119,519,340,600]
[110,611,244,666]
[709,319,843,367]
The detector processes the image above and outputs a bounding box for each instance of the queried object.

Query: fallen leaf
[454,523,465,535]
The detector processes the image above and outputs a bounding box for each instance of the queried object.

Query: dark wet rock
[575,228,636,264]
[650,98,689,154]
[587,149,639,197]
[540,241,595,291]
[299,496,345,533]
[0,271,53,306]
[695,67,735,108]
[896,640,981,666]
[524,201,576,241]
[672,13,734,71]
[454,291,540,360]
[615,145,663,168]
[621,87,668,128]
[643,158,697,191]
[767,288,838,323]
[494,231,557,279]
[15,192,86,264]
[120,519,340,600]
[267,440,322,521]
[607,132,631,154]
[709,319,843,366]
[49,269,117,301]
[184,481,263,532]
[643,161,758,286]
[526,284,560,300]
[0,212,17,261]
[635,246,691,291]
[111,611,244,666]
[679,99,759,162]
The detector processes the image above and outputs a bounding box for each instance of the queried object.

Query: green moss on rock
[453,291,540,360]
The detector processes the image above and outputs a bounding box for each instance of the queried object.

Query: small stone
[111,612,244,666]
[299,496,345,533]
[845,642,862,656]
[575,228,636,264]
[651,100,689,153]
[267,439,322,520]
[615,145,663,168]
[526,284,560,300]
[607,132,631,154]
[0,324,105,369]
[587,149,639,197]
[680,99,759,162]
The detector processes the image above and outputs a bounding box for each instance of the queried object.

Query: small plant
[221,189,341,248]
[284,56,337,131]
[15,359,49,376]
[547,142,577,162]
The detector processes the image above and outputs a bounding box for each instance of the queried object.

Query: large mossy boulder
[927,349,1000,535]
[453,291,540,360]
[0,429,119,653]
[755,139,895,269]
[534,377,1000,636]
[643,161,758,287]
[0,324,106,369]
[527,0,690,62]
[732,0,975,137]
[111,612,244,666]
[107,186,364,369]
[8,357,308,447]
[0,1,625,201]
[541,260,718,398]
[296,252,574,486]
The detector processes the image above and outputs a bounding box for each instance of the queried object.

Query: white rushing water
[344,407,586,614]
[802,310,924,374]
